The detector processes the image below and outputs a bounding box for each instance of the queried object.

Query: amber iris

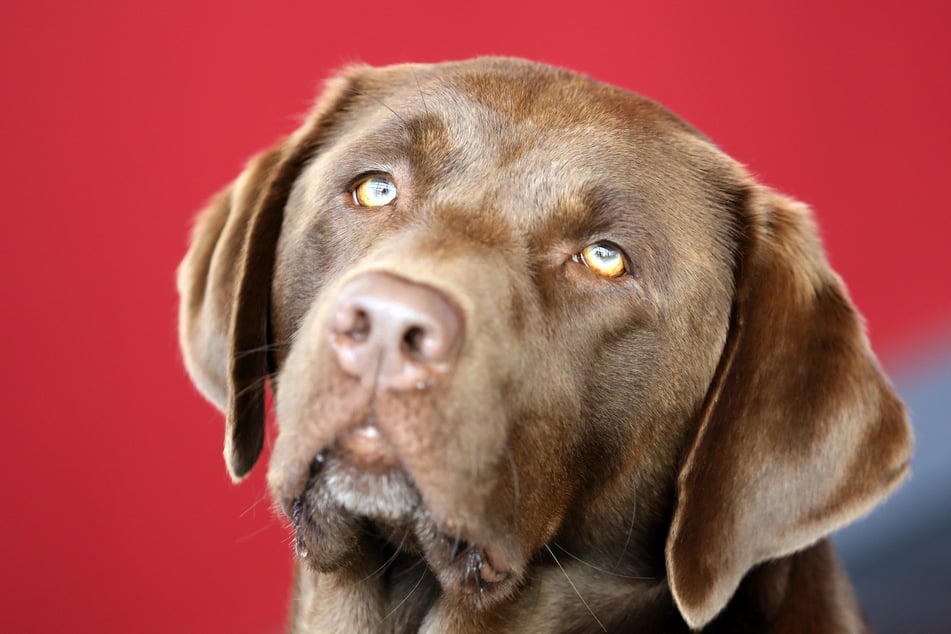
[352,176,397,207]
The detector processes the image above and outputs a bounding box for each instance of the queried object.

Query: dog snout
[329,272,463,391]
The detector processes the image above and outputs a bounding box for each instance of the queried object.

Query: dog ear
[665,186,912,629]
[177,69,367,481]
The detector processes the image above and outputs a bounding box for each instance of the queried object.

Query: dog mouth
[284,436,516,601]
[421,527,514,595]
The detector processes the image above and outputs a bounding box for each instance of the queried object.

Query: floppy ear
[177,69,366,481]
[666,186,912,629]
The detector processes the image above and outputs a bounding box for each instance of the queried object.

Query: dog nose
[329,272,463,390]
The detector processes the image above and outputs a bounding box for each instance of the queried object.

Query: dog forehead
[337,61,721,223]
[406,60,690,164]
[412,58,687,130]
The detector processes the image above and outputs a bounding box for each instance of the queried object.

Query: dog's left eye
[352,176,398,207]
[573,242,628,278]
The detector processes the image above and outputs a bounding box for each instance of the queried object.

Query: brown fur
[177,57,912,632]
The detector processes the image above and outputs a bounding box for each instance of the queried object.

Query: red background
[2,1,948,631]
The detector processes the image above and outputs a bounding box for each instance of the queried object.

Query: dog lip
[454,542,512,594]
[473,545,510,585]
[436,521,515,594]
[480,544,511,579]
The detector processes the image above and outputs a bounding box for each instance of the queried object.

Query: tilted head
[178,57,911,628]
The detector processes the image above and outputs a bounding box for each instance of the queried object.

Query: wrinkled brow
[539,185,675,290]
[348,112,452,167]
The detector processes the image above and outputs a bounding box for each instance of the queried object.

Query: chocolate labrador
[177,58,912,632]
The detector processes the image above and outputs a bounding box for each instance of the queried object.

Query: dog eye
[574,242,628,278]
[352,176,397,207]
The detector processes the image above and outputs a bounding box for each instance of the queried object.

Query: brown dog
[178,58,912,632]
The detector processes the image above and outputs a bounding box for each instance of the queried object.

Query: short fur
[177,58,911,633]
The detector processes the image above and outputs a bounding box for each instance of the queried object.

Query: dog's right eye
[352,176,398,207]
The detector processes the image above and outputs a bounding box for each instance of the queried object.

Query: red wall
[2,2,948,631]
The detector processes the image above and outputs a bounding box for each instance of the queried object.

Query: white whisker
[545,544,606,632]
[551,543,657,581]
[380,559,428,624]
[234,520,278,543]
[613,480,637,570]
[362,529,411,582]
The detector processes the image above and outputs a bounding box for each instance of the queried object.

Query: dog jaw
[283,438,528,606]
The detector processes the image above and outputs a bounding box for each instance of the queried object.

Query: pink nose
[329,273,463,391]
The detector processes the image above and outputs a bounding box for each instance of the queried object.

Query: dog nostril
[332,304,372,342]
[402,326,427,359]
[347,309,371,342]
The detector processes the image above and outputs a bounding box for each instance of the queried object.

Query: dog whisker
[231,375,270,400]
[612,480,637,570]
[238,486,273,518]
[544,544,607,632]
[411,66,430,119]
[234,340,291,359]
[551,543,656,581]
[234,519,281,543]
[350,86,407,126]
[284,531,298,551]
[379,557,428,624]
[244,498,268,521]
[450,528,464,562]
[361,528,411,582]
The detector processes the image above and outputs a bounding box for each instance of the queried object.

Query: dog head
[178,58,910,627]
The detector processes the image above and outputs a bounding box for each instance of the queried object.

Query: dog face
[178,58,910,628]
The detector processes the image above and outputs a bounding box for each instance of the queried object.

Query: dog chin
[323,454,421,521]
[289,452,524,606]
